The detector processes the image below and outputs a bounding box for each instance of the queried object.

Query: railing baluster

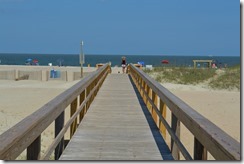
[159,99,167,139]
[145,84,150,111]
[171,113,180,160]
[152,91,158,124]
[70,98,78,137]
[148,88,152,113]
[141,80,145,100]
[143,80,147,103]
[79,90,86,122]
[55,111,64,160]
[194,137,207,160]
[86,85,90,109]
[27,135,41,160]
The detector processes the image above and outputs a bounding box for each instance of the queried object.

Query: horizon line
[0,52,240,57]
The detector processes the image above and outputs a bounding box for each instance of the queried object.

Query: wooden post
[95,76,99,96]
[148,88,152,113]
[79,90,86,122]
[86,85,91,109]
[138,77,142,94]
[159,99,167,139]
[91,81,95,102]
[141,80,145,99]
[27,135,41,160]
[143,82,147,103]
[193,61,196,68]
[194,137,208,160]
[55,111,64,160]
[171,113,180,160]
[152,91,158,125]
[70,98,78,137]
[146,84,150,111]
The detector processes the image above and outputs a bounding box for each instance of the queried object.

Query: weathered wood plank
[59,74,173,160]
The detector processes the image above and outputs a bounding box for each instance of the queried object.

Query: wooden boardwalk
[59,74,173,160]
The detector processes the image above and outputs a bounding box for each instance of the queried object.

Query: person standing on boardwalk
[121,56,127,73]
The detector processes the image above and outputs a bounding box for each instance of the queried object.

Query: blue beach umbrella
[26,58,32,62]
[25,58,32,65]
[138,61,145,66]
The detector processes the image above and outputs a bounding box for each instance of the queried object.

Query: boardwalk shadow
[128,75,174,160]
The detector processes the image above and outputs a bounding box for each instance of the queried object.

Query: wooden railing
[0,64,111,160]
[128,64,240,160]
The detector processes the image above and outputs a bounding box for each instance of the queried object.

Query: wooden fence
[0,64,111,160]
[128,64,240,160]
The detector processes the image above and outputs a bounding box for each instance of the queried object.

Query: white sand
[0,66,240,160]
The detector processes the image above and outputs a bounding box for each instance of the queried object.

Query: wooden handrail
[0,64,110,160]
[128,64,240,160]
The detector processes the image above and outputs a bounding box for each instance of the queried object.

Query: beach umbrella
[26,58,32,62]
[161,60,169,64]
[138,61,145,66]
[33,59,38,63]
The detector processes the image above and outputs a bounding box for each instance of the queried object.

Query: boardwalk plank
[59,74,173,160]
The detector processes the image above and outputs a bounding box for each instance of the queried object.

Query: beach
[161,83,240,160]
[0,66,240,160]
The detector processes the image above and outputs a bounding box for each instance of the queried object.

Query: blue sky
[0,0,240,56]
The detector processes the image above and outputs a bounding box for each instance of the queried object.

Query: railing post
[86,84,91,109]
[138,77,142,93]
[70,98,78,137]
[171,113,180,160]
[159,99,167,139]
[94,76,99,96]
[194,137,207,160]
[143,81,147,103]
[79,90,86,122]
[55,111,64,160]
[148,88,152,113]
[92,80,96,101]
[152,91,158,125]
[27,135,41,160]
[141,80,145,99]
[145,84,150,111]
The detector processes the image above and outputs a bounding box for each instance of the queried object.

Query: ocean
[0,53,240,68]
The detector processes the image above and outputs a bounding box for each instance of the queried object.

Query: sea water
[0,53,240,68]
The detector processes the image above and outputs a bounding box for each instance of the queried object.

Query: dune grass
[144,65,240,91]
[209,65,240,90]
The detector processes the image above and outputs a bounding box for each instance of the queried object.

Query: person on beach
[121,56,127,73]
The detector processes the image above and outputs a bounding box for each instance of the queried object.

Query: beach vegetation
[144,65,240,91]
[144,67,216,85]
[209,65,240,90]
